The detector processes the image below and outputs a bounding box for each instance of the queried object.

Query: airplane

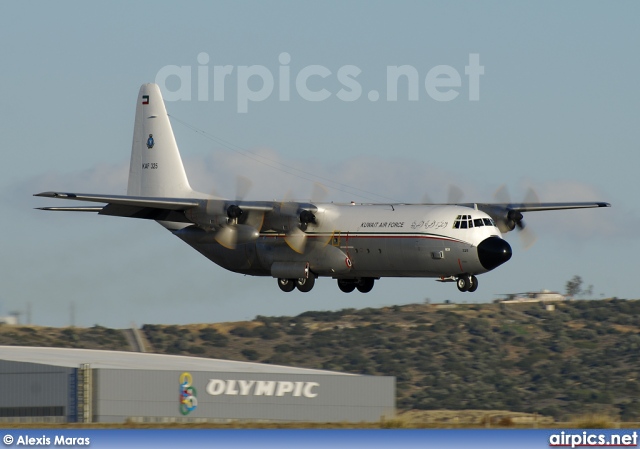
[35,83,611,294]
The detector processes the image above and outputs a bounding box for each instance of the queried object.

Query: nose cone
[477,237,512,271]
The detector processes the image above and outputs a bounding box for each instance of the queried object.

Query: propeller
[421,184,464,204]
[235,175,253,203]
[278,186,327,254]
[493,185,538,249]
[212,176,262,249]
[310,182,329,203]
[279,193,308,254]
[284,227,307,254]
[447,185,464,204]
[214,204,250,249]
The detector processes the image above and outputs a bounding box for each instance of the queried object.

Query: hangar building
[0,346,395,423]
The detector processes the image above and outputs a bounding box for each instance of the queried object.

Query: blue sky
[1,1,638,327]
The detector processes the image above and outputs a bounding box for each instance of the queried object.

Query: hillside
[1,299,639,421]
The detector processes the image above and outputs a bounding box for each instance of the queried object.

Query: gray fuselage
[174,203,511,281]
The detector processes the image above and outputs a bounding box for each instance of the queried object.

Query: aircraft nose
[477,237,512,270]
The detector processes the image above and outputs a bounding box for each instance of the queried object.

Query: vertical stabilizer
[127,84,194,198]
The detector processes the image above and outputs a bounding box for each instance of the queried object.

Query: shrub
[241,349,260,361]
[199,328,229,347]
[274,344,293,353]
[163,325,180,335]
[288,323,308,335]
[254,326,281,340]
[571,414,617,429]
[229,326,255,337]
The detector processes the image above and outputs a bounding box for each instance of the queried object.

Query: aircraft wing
[472,201,611,235]
[478,201,611,212]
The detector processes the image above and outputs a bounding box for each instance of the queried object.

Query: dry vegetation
[2,298,640,424]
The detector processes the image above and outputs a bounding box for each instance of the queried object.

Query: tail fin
[127,84,194,198]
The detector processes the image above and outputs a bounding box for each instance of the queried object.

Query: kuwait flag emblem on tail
[142,95,149,105]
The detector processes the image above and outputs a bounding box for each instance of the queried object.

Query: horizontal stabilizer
[34,191,278,224]
[34,192,200,210]
[35,206,104,212]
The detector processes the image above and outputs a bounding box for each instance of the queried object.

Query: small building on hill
[494,290,567,304]
[0,316,18,325]
[0,346,394,423]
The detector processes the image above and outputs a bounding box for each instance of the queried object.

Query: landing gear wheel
[468,275,478,292]
[356,278,375,293]
[296,274,316,293]
[278,278,295,292]
[338,279,356,293]
[456,276,469,292]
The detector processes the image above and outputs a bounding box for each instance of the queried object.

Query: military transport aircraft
[35,84,610,294]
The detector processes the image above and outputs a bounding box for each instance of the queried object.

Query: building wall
[0,359,396,423]
[0,361,74,421]
[94,369,395,423]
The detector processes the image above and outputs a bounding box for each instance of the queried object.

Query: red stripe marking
[258,233,464,244]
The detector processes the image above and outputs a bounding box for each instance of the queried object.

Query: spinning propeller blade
[494,185,538,249]
[214,225,237,249]
[284,227,307,254]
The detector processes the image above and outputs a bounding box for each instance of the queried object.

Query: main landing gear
[456,274,478,293]
[337,278,375,293]
[277,276,377,293]
[277,275,316,293]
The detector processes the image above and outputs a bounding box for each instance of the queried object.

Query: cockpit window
[454,215,496,229]
[454,215,472,229]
